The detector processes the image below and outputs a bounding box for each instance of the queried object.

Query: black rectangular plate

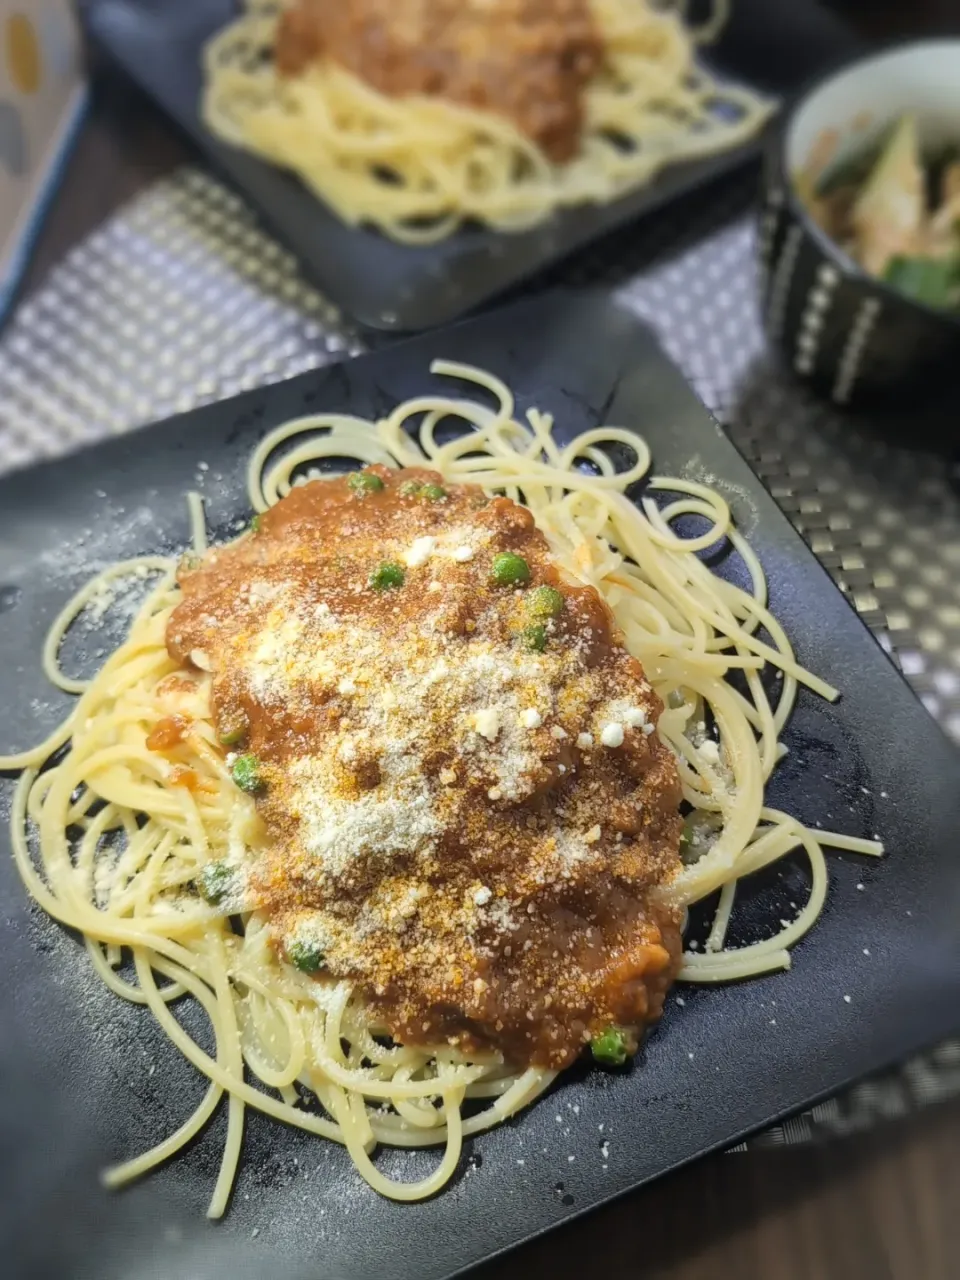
[2,293,959,1280]
[80,0,862,332]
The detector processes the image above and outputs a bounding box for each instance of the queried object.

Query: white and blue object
[0,3,86,319]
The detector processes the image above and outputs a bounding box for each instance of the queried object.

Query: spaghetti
[202,0,772,243]
[2,362,882,1213]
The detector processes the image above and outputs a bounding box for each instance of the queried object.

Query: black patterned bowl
[759,40,960,411]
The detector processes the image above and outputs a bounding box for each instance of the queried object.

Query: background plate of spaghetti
[80,0,862,329]
[1,293,959,1280]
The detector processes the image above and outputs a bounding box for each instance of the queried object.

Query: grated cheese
[405,536,436,567]
[169,476,674,1067]
[293,752,441,882]
[473,708,502,742]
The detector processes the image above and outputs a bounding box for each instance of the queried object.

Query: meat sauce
[167,467,683,1069]
[275,0,603,163]
[145,715,189,752]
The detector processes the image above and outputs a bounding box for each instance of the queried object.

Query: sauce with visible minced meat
[275,0,603,163]
[166,467,682,1068]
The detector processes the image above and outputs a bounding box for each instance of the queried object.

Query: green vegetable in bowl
[884,254,960,310]
[800,110,960,312]
[852,114,925,277]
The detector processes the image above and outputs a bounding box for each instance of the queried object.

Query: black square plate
[2,293,959,1280]
[80,0,861,332]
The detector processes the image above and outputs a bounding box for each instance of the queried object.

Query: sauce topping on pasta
[275,0,602,162]
[168,468,682,1068]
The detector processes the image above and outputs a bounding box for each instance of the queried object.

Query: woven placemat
[1,165,958,1145]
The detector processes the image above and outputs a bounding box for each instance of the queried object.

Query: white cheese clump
[473,708,502,741]
[600,722,625,748]
[405,536,436,567]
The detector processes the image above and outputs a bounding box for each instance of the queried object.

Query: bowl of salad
[759,40,960,409]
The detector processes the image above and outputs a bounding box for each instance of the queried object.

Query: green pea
[491,552,530,587]
[231,753,263,794]
[678,813,719,865]
[590,1026,630,1067]
[419,484,447,502]
[521,624,547,652]
[527,585,564,619]
[288,941,324,974]
[250,514,262,534]
[369,561,405,591]
[679,816,696,858]
[347,471,385,496]
[197,860,232,906]
[399,480,423,498]
[218,718,248,748]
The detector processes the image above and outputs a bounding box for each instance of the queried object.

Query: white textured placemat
[1,165,958,1143]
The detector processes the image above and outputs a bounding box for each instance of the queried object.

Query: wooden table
[17,12,960,1278]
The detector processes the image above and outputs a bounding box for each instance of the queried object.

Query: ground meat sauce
[275,0,603,164]
[167,467,683,1069]
[145,715,189,752]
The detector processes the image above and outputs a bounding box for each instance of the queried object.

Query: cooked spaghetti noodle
[202,0,772,243]
[2,362,882,1214]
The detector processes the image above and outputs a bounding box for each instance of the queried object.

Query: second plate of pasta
[82,0,862,328]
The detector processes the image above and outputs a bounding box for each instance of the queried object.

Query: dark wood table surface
[16,4,960,1277]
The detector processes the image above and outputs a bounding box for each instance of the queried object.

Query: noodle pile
[1,362,881,1211]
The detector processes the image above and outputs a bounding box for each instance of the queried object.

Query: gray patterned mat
[1,165,958,1145]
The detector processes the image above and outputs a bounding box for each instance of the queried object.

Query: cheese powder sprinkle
[167,465,681,1069]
